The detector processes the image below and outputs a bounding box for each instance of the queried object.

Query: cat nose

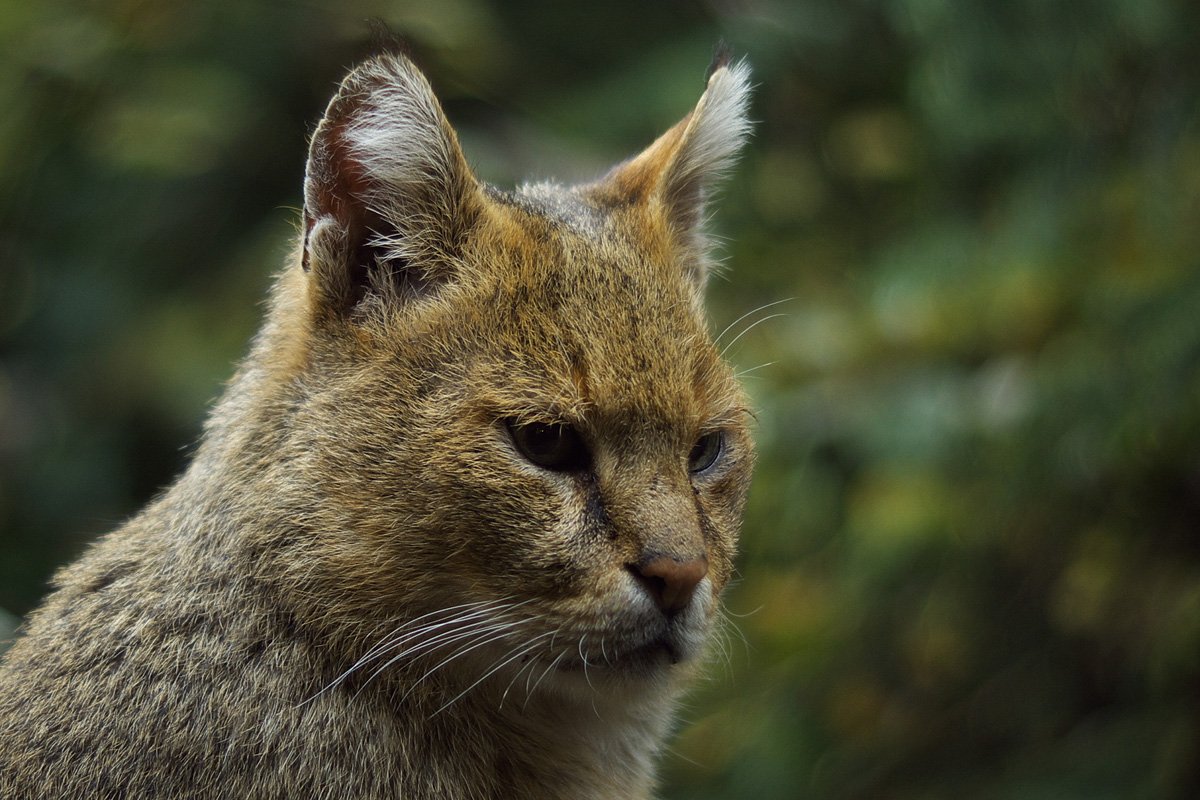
[629,555,709,615]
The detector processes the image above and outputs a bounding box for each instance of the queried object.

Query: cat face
[294,52,752,700]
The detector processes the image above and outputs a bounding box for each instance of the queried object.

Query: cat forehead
[445,195,732,425]
[469,187,694,325]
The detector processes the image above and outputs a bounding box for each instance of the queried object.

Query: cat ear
[302,53,482,317]
[597,53,752,285]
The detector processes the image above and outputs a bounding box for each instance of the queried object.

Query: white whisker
[398,616,535,701]
[433,631,556,716]
[713,607,753,681]
[523,650,568,709]
[721,313,787,357]
[734,361,777,379]
[381,605,525,658]
[713,298,792,347]
[499,641,546,709]
[300,599,540,709]
[353,612,509,684]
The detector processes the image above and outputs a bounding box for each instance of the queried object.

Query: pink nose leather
[631,555,709,614]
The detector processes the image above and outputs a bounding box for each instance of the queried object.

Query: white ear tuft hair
[594,56,753,285]
[664,58,754,211]
[339,56,471,211]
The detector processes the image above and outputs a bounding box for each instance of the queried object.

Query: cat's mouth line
[548,632,687,675]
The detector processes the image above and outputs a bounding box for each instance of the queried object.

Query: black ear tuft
[707,39,734,83]
[366,19,414,61]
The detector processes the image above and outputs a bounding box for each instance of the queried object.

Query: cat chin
[529,651,685,706]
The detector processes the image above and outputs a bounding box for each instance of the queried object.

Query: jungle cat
[0,48,754,800]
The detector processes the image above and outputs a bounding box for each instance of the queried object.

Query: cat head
[286,49,754,702]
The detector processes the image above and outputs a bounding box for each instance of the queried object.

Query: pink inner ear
[303,113,377,273]
[306,117,372,230]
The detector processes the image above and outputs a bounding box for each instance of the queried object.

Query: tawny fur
[0,51,754,800]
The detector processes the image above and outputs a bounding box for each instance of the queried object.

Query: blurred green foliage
[2,1,1198,797]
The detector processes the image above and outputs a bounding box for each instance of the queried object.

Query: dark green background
[2,1,1199,797]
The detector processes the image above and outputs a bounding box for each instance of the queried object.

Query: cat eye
[508,420,590,472]
[688,431,724,474]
